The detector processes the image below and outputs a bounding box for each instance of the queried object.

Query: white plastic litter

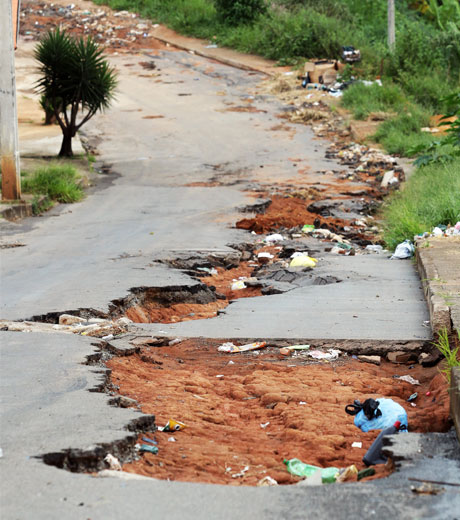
[257,252,274,260]
[104,454,122,471]
[257,476,278,486]
[264,233,284,244]
[231,280,247,290]
[366,245,383,253]
[391,240,415,259]
[396,375,420,385]
[307,349,341,360]
[232,466,250,478]
[351,442,362,448]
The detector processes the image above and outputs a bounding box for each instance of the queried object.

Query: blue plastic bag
[354,398,408,432]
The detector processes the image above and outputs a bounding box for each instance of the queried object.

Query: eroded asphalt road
[1,43,459,518]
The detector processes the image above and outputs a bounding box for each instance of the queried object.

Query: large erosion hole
[107,338,451,486]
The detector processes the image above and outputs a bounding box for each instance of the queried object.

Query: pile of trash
[20,0,161,52]
[282,396,409,485]
[1,314,133,338]
[417,222,460,240]
[391,222,460,260]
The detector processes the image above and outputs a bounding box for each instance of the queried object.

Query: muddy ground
[107,339,450,486]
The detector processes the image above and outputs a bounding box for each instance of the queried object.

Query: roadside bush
[373,110,433,156]
[341,82,406,120]
[214,0,266,26]
[221,8,346,59]
[22,164,84,203]
[382,158,460,249]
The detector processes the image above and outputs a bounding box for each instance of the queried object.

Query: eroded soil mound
[236,195,348,234]
[108,340,451,486]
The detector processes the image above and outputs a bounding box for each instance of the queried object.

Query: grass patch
[434,329,460,384]
[22,164,84,203]
[373,111,436,156]
[341,82,406,120]
[381,158,460,249]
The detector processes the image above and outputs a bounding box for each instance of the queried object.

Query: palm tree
[35,28,117,157]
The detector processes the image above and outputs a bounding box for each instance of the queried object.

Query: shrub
[35,29,117,157]
[382,158,460,249]
[214,0,266,26]
[22,164,84,203]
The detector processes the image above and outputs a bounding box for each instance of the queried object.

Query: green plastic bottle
[284,458,339,483]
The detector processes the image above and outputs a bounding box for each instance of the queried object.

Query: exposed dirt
[108,339,451,486]
[20,0,172,54]
[236,194,351,234]
[125,300,228,324]
[124,262,263,324]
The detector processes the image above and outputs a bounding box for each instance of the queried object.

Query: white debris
[391,240,415,259]
[257,476,278,486]
[59,314,86,325]
[98,470,157,481]
[351,442,362,448]
[231,280,247,290]
[260,422,270,429]
[396,375,420,385]
[264,233,284,244]
[104,454,122,471]
[307,349,341,360]
[168,338,181,346]
[232,466,250,478]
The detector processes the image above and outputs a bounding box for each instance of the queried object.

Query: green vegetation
[341,83,406,120]
[22,164,84,203]
[93,0,459,157]
[35,28,117,157]
[434,328,460,383]
[381,158,460,249]
[214,0,266,25]
[91,0,458,246]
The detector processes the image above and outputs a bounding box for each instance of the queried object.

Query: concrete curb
[149,26,281,76]
[416,241,452,334]
[0,201,33,221]
[415,236,460,335]
[451,367,460,442]
[0,195,50,221]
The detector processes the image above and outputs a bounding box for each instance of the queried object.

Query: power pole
[388,0,395,51]
[1,0,21,200]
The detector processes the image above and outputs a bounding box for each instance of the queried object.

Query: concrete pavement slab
[1,332,459,520]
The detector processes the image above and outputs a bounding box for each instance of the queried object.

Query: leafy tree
[35,29,117,157]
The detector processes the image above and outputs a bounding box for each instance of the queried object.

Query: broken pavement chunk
[357,355,381,366]
[59,314,86,325]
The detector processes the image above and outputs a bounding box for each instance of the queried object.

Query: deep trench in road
[35,189,452,487]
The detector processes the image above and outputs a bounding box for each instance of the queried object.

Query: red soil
[236,195,349,234]
[109,340,451,486]
[124,264,262,324]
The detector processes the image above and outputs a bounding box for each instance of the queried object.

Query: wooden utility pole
[388,0,395,51]
[1,0,21,200]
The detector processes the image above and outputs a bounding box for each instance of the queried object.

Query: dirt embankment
[108,340,451,486]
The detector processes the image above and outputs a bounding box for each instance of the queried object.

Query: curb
[1,201,33,221]
[0,195,50,221]
[149,26,280,76]
[146,36,272,76]
[450,367,460,442]
[415,236,460,335]
[416,241,452,334]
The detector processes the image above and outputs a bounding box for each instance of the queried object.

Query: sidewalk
[416,236,460,334]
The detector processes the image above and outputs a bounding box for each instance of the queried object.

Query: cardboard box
[304,60,342,85]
